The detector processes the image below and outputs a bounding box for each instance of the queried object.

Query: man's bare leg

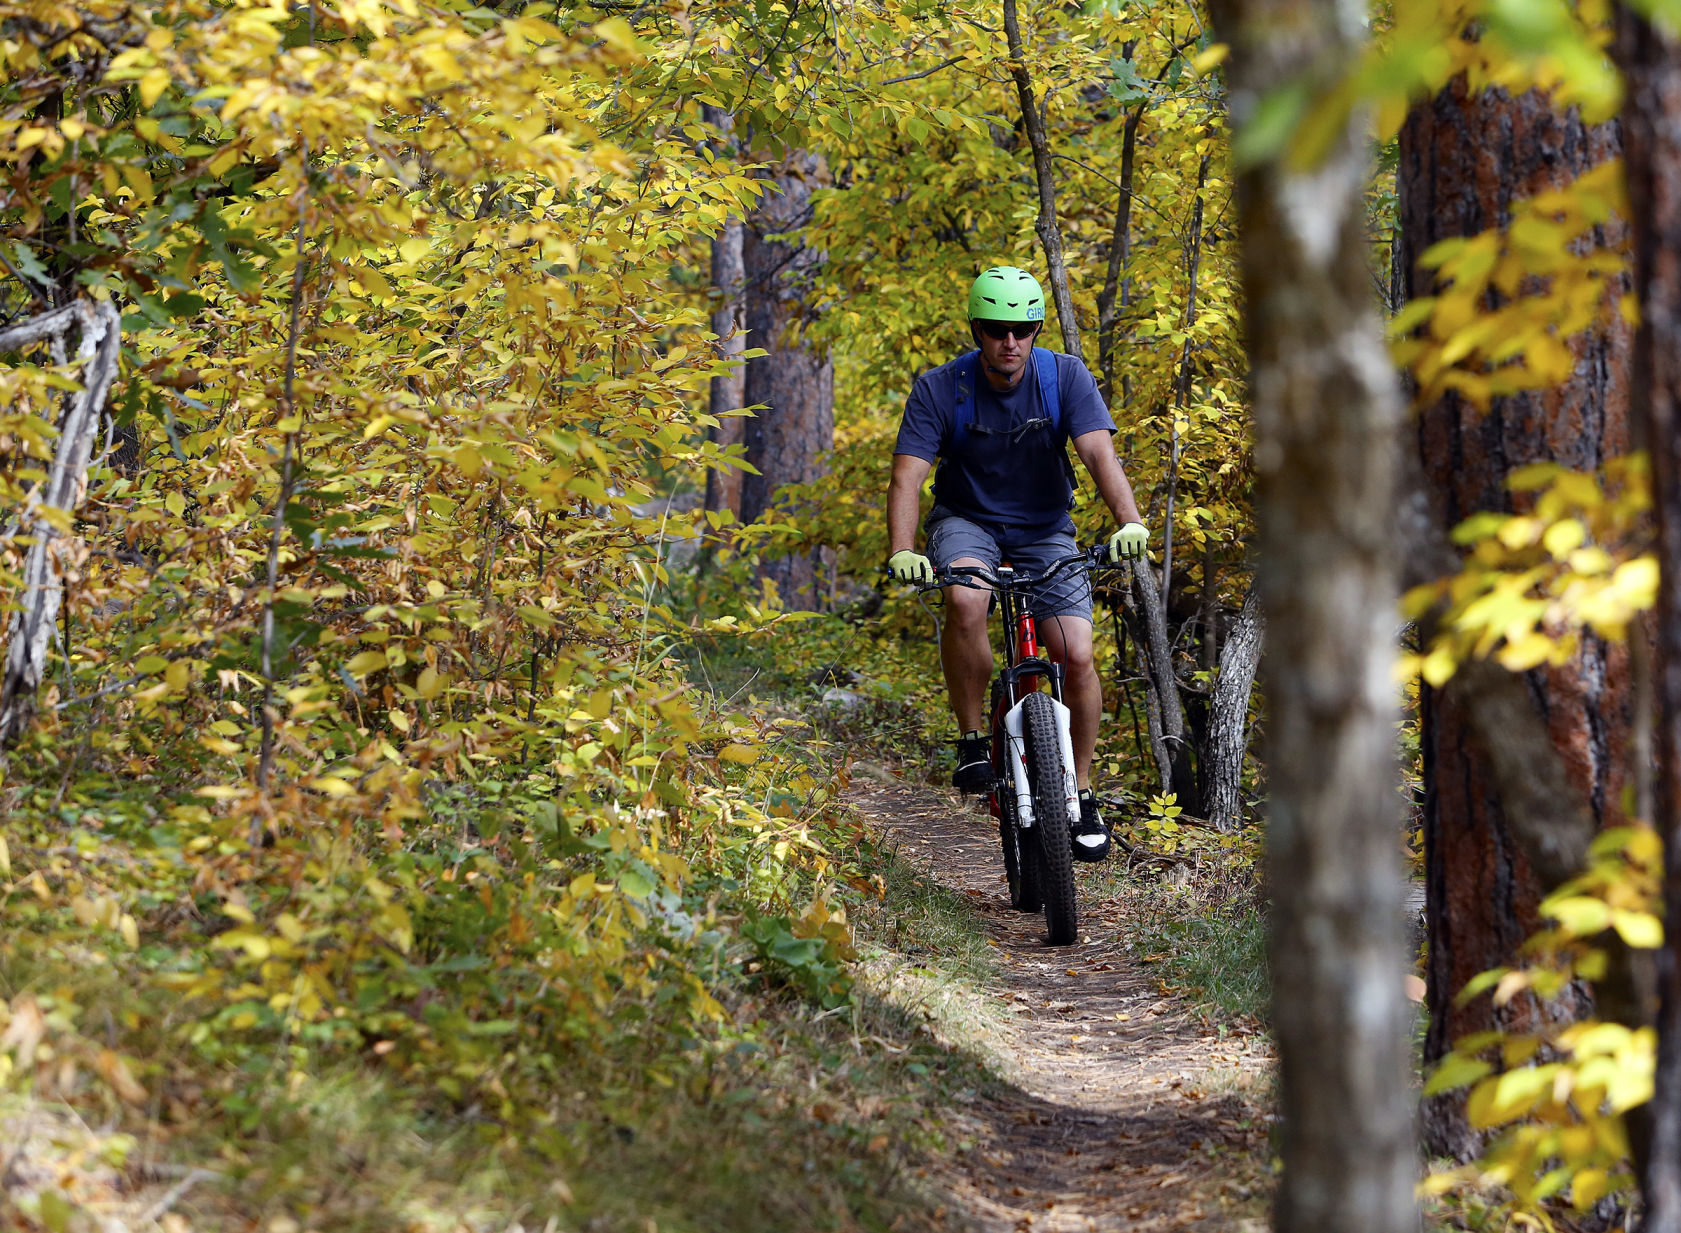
[1040,615,1099,790]
[940,556,994,732]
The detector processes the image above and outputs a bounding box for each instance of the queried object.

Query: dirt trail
[850,772,1273,1232]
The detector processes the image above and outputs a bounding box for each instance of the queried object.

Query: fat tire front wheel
[1021,691,1078,946]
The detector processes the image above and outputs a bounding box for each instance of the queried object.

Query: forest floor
[848,763,1276,1231]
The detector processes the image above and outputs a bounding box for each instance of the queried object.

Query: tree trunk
[739,150,833,610]
[1098,96,1146,407]
[1003,0,1082,360]
[1209,1,1418,1229]
[702,106,746,521]
[1122,577,1174,793]
[1398,80,1634,1161]
[1610,8,1681,1223]
[1130,560,1197,810]
[1204,583,1263,832]
[704,216,746,520]
[1162,151,1211,629]
[0,299,122,747]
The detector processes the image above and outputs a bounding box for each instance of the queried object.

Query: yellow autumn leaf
[1610,909,1662,948]
[139,66,170,108]
[345,650,389,676]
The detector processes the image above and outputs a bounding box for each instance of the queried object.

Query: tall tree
[738,150,834,609]
[1611,5,1681,1223]
[1209,1,1417,1230]
[1397,81,1635,1159]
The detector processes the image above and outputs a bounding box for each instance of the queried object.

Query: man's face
[975,319,1040,379]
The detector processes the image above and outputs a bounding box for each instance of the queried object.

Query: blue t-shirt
[893,350,1116,537]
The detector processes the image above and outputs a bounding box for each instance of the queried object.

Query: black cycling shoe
[952,733,992,794]
[1073,790,1111,862]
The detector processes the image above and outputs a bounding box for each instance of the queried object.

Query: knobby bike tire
[1021,691,1078,946]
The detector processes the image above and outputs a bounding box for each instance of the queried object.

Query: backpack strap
[948,346,1064,450]
[949,349,981,452]
[1036,347,1079,487]
[1033,347,1061,434]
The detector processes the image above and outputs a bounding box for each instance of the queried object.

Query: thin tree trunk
[1209,1,1417,1228]
[1098,35,1199,408]
[1122,580,1174,791]
[1611,8,1681,1223]
[1199,542,1219,673]
[1003,0,1081,360]
[705,216,746,519]
[703,105,745,521]
[0,299,121,748]
[1130,559,1197,809]
[1162,152,1211,628]
[1099,96,1146,406]
[739,150,833,609]
[1205,583,1262,832]
[1398,79,1634,1161]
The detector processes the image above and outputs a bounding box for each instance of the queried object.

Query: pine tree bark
[739,150,833,609]
[1610,8,1681,1223]
[1208,1,1417,1228]
[1398,81,1634,1161]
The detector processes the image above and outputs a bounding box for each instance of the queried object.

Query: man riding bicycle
[885,266,1149,864]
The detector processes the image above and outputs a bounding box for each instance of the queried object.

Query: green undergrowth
[680,607,952,784]
[851,822,1013,1068]
[1092,814,1269,1026]
[0,760,1004,1233]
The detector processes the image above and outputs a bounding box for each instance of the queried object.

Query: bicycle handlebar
[902,543,1126,595]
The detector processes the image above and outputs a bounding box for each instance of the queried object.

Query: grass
[849,825,1014,1069]
[1086,821,1270,1026]
[1126,881,1268,1022]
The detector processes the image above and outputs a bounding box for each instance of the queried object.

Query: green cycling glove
[887,549,934,585]
[1107,522,1149,564]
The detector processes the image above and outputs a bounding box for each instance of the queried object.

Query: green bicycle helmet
[967,266,1045,322]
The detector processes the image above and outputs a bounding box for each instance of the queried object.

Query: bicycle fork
[1000,694,1080,831]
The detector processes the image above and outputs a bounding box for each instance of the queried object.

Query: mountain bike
[911,546,1117,946]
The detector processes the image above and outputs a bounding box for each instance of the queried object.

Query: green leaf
[9,241,51,289]
[39,1190,73,1233]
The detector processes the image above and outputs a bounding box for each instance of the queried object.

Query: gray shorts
[925,511,1093,622]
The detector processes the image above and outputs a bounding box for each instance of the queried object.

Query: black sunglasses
[976,320,1040,341]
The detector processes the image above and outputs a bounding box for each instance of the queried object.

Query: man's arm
[887,453,934,552]
[1071,429,1144,527]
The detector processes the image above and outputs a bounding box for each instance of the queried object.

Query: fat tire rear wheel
[1021,691,1078,946]
[999,782,1041,912]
